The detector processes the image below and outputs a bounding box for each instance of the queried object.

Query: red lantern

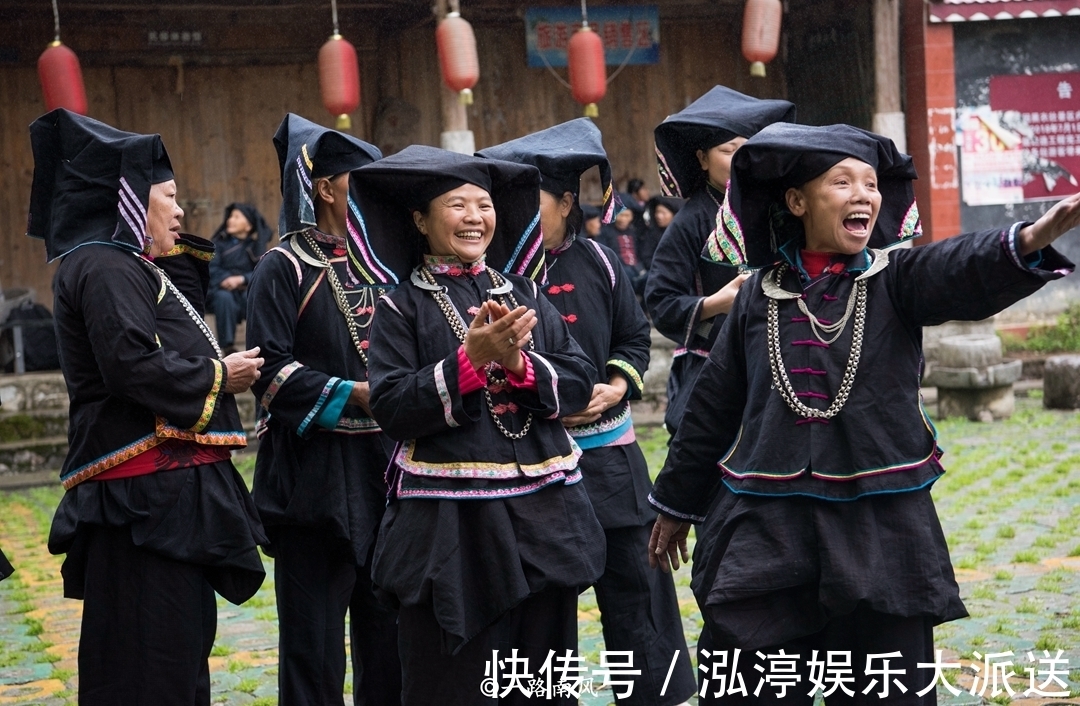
[567,24,606,118]
[742,0,782,78]
[319,33,361,130]
[38,41,87,114]
[436,12,479,106]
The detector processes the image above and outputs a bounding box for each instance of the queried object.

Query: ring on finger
[508,336,515,345]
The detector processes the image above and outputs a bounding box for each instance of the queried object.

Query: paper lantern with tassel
[742,0,782,78]
[38,40,87,114]
[567,24,606,118]
[319,33,361,130]
[436,12,479,105]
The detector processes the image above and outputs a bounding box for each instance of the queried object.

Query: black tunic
[366,264,606,654]
[650,227,1073,647]
[543,234,654,528]
[644,184,741,431]
[48,242,265,605]
[246,230,393,566]
[209,234,259,291]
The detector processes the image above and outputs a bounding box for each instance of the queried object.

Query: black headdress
[653,86,795,198]
[348,145,543,282]
[272,113,382,239]
[647,195,684,221]
[707,123,922,269]
[211,203,274,256]
[27,109,175,261]
[477,118,622,223]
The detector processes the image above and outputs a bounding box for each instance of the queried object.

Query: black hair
[627,178,645,194]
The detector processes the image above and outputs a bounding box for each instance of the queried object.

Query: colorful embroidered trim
[704,188,747,266]
[567,403,631,438]
[434,359,459,428]
[395,467,582,500]
[548,231,577,256]
[160,242,214,261]
[898,200,922,243]
[191,360,223,433]
[261,361,303,410]
[61,433,160,489]
[654,145,682,199]
[298,377,340,436]
[329,416,381,434]
[347,198,399,285]
[507,210,543,278]
[155,418,247,447]
[607,359,644,396]
[394,439,581,479]
[424,254,486,277]
[298,271,326,318]
[683,298,705,347]
[309,229,346,248]
[267,247,304,288]
[528,352,561,419]
[118,176,148,251]
[647,493,705,523]
[810,447,938,481]
[586,238,617,289]
[672,347,711,359]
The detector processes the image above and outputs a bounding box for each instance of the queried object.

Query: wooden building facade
[0,0,876,302]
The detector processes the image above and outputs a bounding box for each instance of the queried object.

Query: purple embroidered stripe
[796,418,830,425]
[790,368,827,376]
[792,340,830,348]
[796,391,830,400]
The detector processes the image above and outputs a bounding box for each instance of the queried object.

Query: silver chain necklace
[136,255,222,358]
[417,266,535,440]
[303,233,378,366]
[766,264,867,419]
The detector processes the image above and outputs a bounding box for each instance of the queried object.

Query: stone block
[1043,355,1080,410]
[938,385,1015,422]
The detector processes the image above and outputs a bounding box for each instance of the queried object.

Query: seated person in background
[601,206,647,296]
[623,177,652,233]
[639,195,684,272]
[582,203,603,239]
[207,203,272,354]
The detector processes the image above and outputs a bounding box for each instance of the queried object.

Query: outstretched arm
[1018,191,1080,256]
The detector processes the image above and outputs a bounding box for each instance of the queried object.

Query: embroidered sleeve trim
[683,297,705,347]
[160,242,214,261]
[434,359,460,428]
[527,352,561,419]
[298,377,340,436]
[607,358,644,395]
[261,361,304,410]
[647,493,705,523]
[191,359,223,433]
[1002,221,1041,271]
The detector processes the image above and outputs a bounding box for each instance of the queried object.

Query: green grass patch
[1012,550,1041,564]
[236,678,259,694]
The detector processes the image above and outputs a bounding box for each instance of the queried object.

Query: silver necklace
[136,255,223,358]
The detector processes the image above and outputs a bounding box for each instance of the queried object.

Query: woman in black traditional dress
[206,202,272,352]
[352,145,606,705]
[644,86,794,433]
[245,113,400,705]
[478,118,696,705]
[648,122,1080,705]
[29,109,266,705]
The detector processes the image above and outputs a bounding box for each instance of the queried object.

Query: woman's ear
[559,192,575,218]
[696,148,708,171]
[785,187,807,217]
[412,210,427,236]
[315,177,335,205]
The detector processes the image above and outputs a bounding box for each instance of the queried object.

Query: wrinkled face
[653,203,675,229]
[696,136,747,189]
[147,180,184,257]
[225,208,253,239]
[414,183,495,262]
[614,208,634,231]
[539,190,574,250]
[785,157,881,255]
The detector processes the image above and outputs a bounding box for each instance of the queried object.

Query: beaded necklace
[416,265,535,440]
[135,255,223,358]
[302,232,378,366]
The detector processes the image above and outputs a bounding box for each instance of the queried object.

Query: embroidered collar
[547,229,578,257]
[778,239,871,281]
[423,253,486,277]
[308,228,347,249]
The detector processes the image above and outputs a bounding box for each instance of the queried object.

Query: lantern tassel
[459,88,474,106]
[583,103,598,118]
[336,114,352,130]
[750,61,766,78]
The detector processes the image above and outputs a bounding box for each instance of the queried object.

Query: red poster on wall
[990,72,1080,202]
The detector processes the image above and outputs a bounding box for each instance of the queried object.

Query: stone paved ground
[2,395,1080,704]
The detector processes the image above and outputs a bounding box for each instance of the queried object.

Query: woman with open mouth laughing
[349,146,605,705]
[648,122,1080,705]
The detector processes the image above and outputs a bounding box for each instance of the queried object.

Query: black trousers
[696,604,936,706]
[594,522,696,705]
[273,526,401,706]
[206,288,245,347]
[398,586,579,706]
[73,524,216,706]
